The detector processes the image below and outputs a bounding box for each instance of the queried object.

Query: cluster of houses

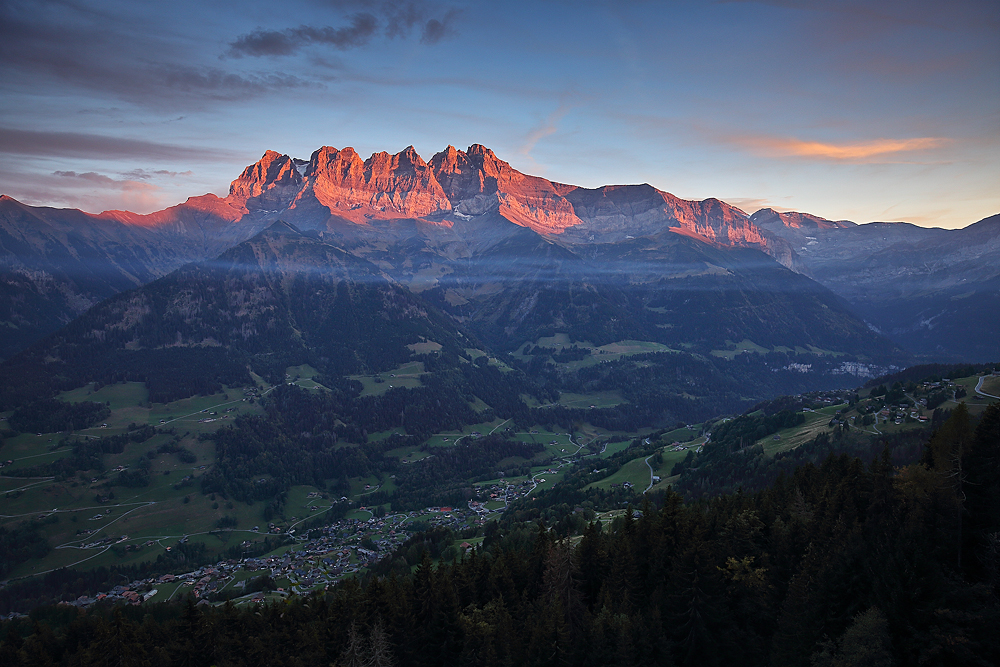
[36,502,490,616]
[473,467,562,508]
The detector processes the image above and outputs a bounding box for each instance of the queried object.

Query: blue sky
[1,0,997,228]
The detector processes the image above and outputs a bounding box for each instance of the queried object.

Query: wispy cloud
[52,170,158,193]
[721,197,795,215]
[518,101,574,171]
[0,166,169,213]
[120,168,194,180]
[734,135,946,161]
[227,2,462,58]
[0,127,234,161]
[0,1,312,109]
[227,15,380,57]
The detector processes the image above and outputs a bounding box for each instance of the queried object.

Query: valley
[2,360,995,612]
[0,143,996,664]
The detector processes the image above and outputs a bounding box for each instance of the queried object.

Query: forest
[0,402,995,666]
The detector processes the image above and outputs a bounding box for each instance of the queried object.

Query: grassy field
[596,440,633,459]
[526,467,565,495]
[760,404,846,455]
[660,424,702,442]
[386,445,433,463]
[979,375,1000,396]
[710,339,771,359]
[586,455,653,491]
[585,437,694,493]
[651,447,693,479]
[0,381,285,578]
[464,348,516,372]
[408,340,443,354]
[423,418,511,447]
[710,339,845,359]
[285,364,329,391]
[510,335,677,371]
[557,391,626,409]
[60,382,149,409]
[348,361,426,397]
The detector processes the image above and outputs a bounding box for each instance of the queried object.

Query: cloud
[120,168,194,180]
[0,127,233,161]
[150,64,310,99]
[227,2,461,57]
[518,101,574,168]
[227,14,379,57]
[0,2,313,109]
[734,135,946,161]
[720,198,789,214]
[0,166,169,213]
[421,8,461,44]
[52,170,159,193]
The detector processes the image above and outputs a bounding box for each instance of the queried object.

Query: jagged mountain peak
[227,150,303,209]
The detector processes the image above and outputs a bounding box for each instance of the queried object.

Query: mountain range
[1,143,997,382]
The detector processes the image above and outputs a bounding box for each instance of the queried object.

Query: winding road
[643,455,656,493]
[976,376,1000,400]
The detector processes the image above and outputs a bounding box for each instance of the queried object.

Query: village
[32,495,511,614]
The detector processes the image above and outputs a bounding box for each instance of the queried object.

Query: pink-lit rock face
[227,150,303,212]
[430,144,582,232]
[298,145,452,220]
[212,143,785,259]
[560,186,756,243]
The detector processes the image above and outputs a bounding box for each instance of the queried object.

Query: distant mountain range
[1,143,997,373]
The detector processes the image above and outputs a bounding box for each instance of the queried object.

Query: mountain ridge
[1,144,997,362]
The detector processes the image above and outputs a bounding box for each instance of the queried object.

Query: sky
[1,0,997,228]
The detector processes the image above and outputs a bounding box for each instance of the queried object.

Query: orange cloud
[739,135,945,161]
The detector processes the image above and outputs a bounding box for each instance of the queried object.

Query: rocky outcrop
[430,144,581,232]
[297,145,452,219]
[213,143,784,258]
[227,150,303,212]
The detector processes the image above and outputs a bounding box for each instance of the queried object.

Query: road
[643,455,655,493]
[976,376,1000,400]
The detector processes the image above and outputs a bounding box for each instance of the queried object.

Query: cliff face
[297,145,452,219]
[214,143,782,261]
[0,142,799,364]
[227,150,303,211]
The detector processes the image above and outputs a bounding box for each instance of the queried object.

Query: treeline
[201,367,551,504]
[0,519,53,579]
[673,425,930,501]
[3,403,997,665]
[865,362,995,389]
[500,434,664,523]
[0,344,251,410]
[707,409,805,454]
[17,424,157,480]
[7,399,109,434]
[382,435,544,510]
[530,349,867,434]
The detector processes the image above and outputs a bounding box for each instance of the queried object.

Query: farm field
[285,364,328,391]
[558,391,626,409]
[585,455,652,491]
[979,375,1000,396]
[760,404,847,456]
[348,362,425,397]
[511,335,677,371]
